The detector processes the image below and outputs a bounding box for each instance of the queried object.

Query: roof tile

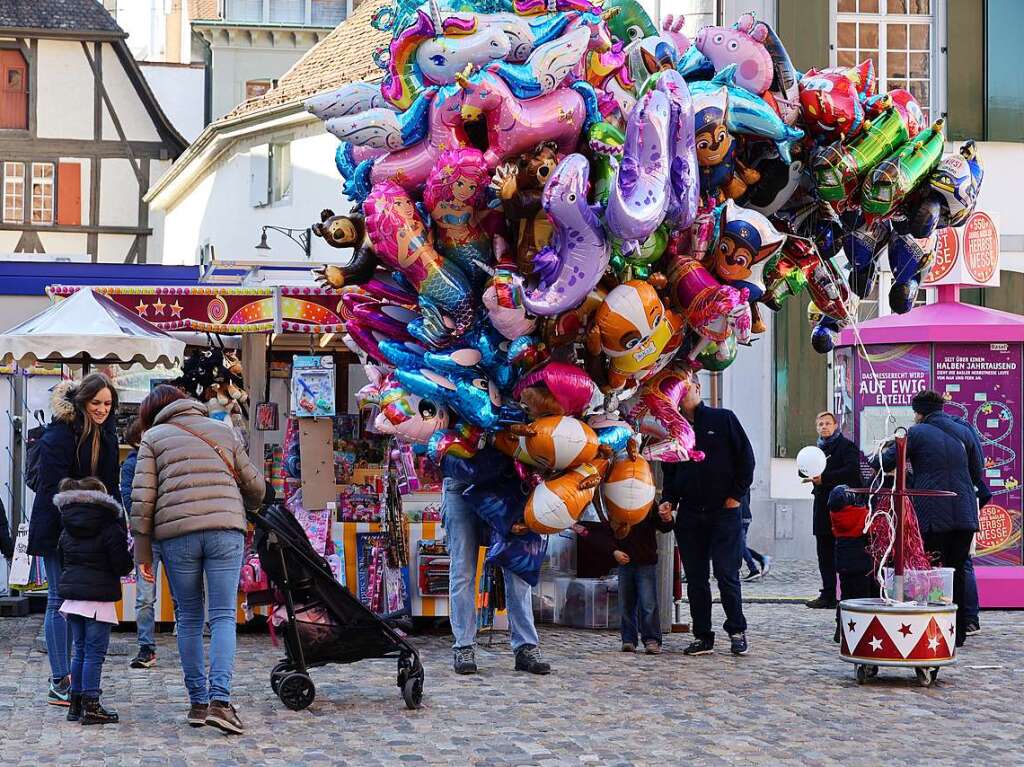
[0,0,123,34]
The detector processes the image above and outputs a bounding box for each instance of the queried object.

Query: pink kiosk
[835,215,1024,609]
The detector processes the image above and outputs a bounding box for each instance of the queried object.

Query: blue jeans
[43,554,71,682]
[66,614,112,698]
[618,563,661,646]
[135,557,161,650]
[963,556,979,623]
[676,507,747,642]
[155,530,244,705]
[442,478,539,651]
[741,520,765,574]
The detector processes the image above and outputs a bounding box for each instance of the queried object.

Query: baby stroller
[248,503,424,711]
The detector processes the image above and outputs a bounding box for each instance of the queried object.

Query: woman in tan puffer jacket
[130,385,264,734]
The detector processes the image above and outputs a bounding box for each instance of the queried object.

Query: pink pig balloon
[694,13,773,95]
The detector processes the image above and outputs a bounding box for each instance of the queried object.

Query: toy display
[291,355,337,417]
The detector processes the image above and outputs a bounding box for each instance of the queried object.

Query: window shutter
[946,0,983,141]
[56,161,81,226]
[775,0,830,73]
[250,144,270,207]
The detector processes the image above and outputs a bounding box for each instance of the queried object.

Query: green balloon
[813,107,909,202]
[862,119,946,219]
[587,121,624,205]
[611,227,669,278]
[602,0,657,44]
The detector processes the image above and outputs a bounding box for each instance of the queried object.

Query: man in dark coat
[879,390,991,647]
[806,411,862,609]
[659,376,755,657]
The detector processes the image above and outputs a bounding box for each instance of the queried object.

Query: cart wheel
[930,667,940,683]
[278,672,316,711]
[402,675,423,710]
[867,665,879,678]
[855,665,868,685]
[270,661,291,695]
[915,668,933,688]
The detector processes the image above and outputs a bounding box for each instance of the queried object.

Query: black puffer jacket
[56,489,133,602]
[27,381,120,556]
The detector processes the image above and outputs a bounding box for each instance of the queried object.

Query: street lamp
[255,225,312,257]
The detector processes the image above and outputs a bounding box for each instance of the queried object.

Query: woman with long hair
[28,372,120,706]
[130,385,264,734]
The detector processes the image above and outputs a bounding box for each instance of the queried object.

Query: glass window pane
[888,52,907,78]
[838,22,856,48]
[909,24,930,49]
[224,0,262,21]
[887,0,907,12]
[311,0,346,25]
[859,23,879,48]
[838,0,857,11]
[887,79,905,93]
[865,51,879,73]
[888,23,907,50]
[910,0,930,13]
[859,0,879,13]
[837,50,857,68]
[909,52,929,78]
[269,0,304,23]
[909,80,929,105]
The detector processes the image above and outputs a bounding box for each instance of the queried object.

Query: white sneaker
[761,555,773,578]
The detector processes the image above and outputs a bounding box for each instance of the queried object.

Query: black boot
[66,693,83,722]
[80,697,119,725]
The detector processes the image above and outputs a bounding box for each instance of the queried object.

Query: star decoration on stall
[868,636,883,652]
[847,619,856,632]
[152,298,166,315]
[948,623,955,636]
[169,301,183,318]
[135,301,149,316]
[927,635,941,651]
[898,623,913,637]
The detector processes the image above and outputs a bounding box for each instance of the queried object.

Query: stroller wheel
[270,661,291,695]
[402,675,423,710]
[279,672,316,711]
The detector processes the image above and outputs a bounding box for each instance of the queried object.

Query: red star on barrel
[898,623,913,637]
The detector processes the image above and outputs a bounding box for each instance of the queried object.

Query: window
[834,0,934,121]
[312,0,347,25]
[0,50,28,130]
[986,0,1024,141]
[269,0,304,23]
[3,161,23,223]
[270,141,292,202]
[30,162,54,225]
[245,79,272,100]
[224,0,262,22]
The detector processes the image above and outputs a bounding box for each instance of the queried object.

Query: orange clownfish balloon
[601,445,656,529]
[524,463,603,534]
[494,415,602,471]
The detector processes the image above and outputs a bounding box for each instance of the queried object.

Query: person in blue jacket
[878,390,991,647]
[659,375,755,658]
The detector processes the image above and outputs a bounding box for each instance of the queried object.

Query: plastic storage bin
[545,530,577,575]
[553,576,620,629]
[532,578,557,623]
[883,567,954,605]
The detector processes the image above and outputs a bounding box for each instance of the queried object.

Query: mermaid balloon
[363,181,475,345]
[424,148,498,292]
[522,154,610,317]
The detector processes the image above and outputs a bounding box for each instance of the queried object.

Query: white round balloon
[796,445,828,478]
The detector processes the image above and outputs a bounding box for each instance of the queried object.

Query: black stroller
[248,504,424,711]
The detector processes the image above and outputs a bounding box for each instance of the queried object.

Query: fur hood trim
[54,488,122,514]
[50,380,79,424]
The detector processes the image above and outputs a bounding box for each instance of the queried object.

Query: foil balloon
[656,69,700,231]
[492,26,591,100]
[865,88,925,139]
[692,87,760,201]
[667,254,748,355]
[343,294,419,341]
[842,215,892,299]
[491,141,559,275]
[706,199,786,304]
[394,365,507,430]
[587,120,624,205]
[495,415,602,471]
[760,18,799,124]
[696,334,738,371]
[587,280,681,390]
[542,284,607,348]
[908,140,984,237]
[812,106,910,205]
[415,15,513,89]
[513,361,602,418]
[522,154,610,316]
[628,366,704,463]
[601,444,656,529]
[861,118,945,222]
[610,227,668,280]
[487,528,547,587]
[524,462,602,534]
[887,230,936,315]
[305,80,395,121]
[694,13,774,95]
[321,90,432,149]
[363,181,475,345]
[798,61,875,142]
[660,14,690,55]
[311,211,380,289]
[482,267,537,340]
[373,375,451,444]
[587,412,636,454]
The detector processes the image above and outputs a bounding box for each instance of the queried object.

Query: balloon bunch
[305,1,985,569]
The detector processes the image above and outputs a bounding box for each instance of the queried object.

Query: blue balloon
[487,528,547,587]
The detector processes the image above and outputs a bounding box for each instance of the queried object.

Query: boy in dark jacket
[827,485,878,644]
[56,477,134,725]
[597,504,674,654]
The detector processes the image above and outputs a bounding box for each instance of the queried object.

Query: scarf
[817,431,841,451]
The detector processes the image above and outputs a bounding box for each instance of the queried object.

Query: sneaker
[453,645,477,675]
[514,644,551,675]
[761,555,773,577]
[130,646,157,669]
[730,632,749,656]
[621,642,636,653]
[80,697,119,725]
[644,641,662,655]
[805,595,838,609]
[47,676,71,707]
[683,638,714,656]
[187,703,209,727]
[742,569,762,582]
[205,700,243,735]
[964,622,981,637]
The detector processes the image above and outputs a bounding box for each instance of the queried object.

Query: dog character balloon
[693,88,759,201]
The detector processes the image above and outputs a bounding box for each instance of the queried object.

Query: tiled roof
[223,0,389,120]
[189,0,221,21]
[0,0,123,34]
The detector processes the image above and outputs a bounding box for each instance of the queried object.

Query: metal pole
[893,434,908,602]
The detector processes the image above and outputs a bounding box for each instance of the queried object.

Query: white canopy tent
[0,287,185,369]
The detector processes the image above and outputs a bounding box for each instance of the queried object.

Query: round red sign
[924,226,958,284]
[976,504,1013,554]
[964,211,998,283]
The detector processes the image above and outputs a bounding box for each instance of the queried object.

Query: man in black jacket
[806,411,862,609]
[659,377,755,657]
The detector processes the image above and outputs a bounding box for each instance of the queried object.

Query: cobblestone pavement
[2,600,1023,767]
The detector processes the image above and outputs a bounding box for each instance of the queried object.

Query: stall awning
[838,301,1024,346]
[47,284,349,335]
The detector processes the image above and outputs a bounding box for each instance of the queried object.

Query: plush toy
[491,141,559,275]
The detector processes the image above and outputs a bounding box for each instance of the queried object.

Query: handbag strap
[167,421,240,483]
